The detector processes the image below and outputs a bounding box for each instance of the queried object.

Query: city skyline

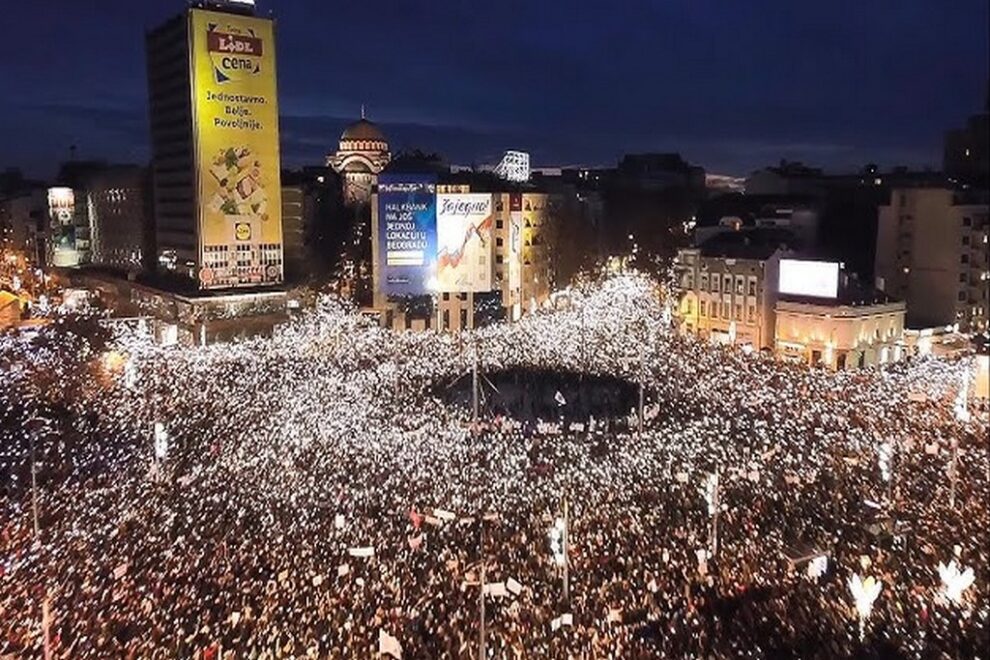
[1,0,987,178]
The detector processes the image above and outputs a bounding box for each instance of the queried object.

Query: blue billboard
[377,174,437,296]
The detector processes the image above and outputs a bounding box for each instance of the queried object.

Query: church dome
[341,118,386,144]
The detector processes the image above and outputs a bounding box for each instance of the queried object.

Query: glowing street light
[938,560,975,605]
[848,573,883,639]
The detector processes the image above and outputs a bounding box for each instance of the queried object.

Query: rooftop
[697,226,799,260]
[779,277,899,307]
[341,118,387,144]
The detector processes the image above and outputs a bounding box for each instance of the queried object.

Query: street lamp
[938,560,975,605]
[24,415,53,660]
[704,470,720,556]
[848,573,883,640]
[549,503,569,602]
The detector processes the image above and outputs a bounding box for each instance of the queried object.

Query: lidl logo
[206,23,263,83]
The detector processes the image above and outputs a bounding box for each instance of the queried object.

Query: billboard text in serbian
[190,9,283,289]
[437,193,494,292]
[377,175,437,296]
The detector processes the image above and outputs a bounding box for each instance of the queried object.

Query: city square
[1,275,987,657]
[1,0,988,657]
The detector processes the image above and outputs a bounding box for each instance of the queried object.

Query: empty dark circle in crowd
[442,368,640,422]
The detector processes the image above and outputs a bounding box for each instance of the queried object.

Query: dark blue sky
[1,0,986,178]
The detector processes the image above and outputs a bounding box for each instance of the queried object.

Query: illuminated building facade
[774,297,906,369]
[328,114,391,206]
[369,184,554,332]
[146,0,284,289]
[47,187,90,268]
[675,229,790,349]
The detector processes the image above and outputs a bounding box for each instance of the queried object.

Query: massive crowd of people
[1,274,987,658]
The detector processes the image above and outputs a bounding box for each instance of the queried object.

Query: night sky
[1,0,986,178]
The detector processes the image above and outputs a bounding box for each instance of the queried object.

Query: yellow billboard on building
[189,9,283,289]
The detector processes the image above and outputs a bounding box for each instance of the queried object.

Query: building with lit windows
[146,0,284,289]
[46,186,90,268]
[369,181,554,332]
[86,165,150,272]
[875,186,989,333]
[0,188,47,265]
[675,228,793,349]
[944,100,989,186]
[774,290,906,369]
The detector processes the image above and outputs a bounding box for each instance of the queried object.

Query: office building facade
[876,187,989,332]
[675,229,792,349]
[146,1,284,289]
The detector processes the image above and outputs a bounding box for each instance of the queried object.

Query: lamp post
[549,506,568,601]
[478,518,486,660]
[471,341,479,427]
[705,470,720,557]
[26,415,52,660]
[948,437,960,509]
[562,494,570,602]
[637,344,645,439]
[30,424,40,539]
